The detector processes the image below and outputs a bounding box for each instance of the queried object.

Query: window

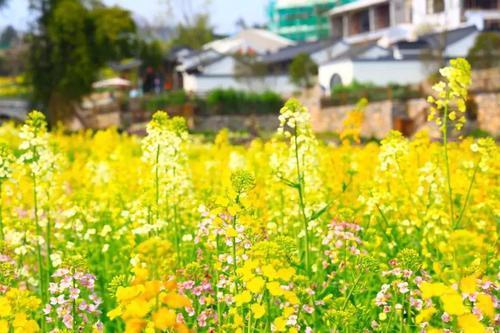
[374,4,390,29]
[427,0,445,13]
[349,9,370,35]
[464,0,499,10]
[330,74,342,89]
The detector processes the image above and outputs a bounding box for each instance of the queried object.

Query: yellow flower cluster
[108,279,191,333]
[418,276,496,332]
[0,288,41,333]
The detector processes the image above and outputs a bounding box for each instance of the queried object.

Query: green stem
[0,182,3,241]
[341,273,362,310]
[232,216,239,292]
[33,173,46,333]
[155,144,160,226]
[72,276,77,332]
[46,190,52,281]
[454,162,479,229]
[442,101,455,226]
[293,126,310,277]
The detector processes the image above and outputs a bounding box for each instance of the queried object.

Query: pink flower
[302,304,314,314]
[63,314,73,329]
[441,312,451,323]
[69,287,80,300]
[181,281,195,290]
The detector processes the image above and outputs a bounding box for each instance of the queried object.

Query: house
[318,25,481,93]
[260,38,349,72]
[203,28,295,54]
[327,0,499,44]
[176,29,297,95]
[177,50,299,95]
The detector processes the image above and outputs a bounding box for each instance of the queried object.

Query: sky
[0,0,270,34]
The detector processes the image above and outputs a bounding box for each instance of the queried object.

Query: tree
[289,53,318,89]
[233,53,268,91]
[169,14,215,50]
[140,40,164,70]
[467,32,500,69]
[28,0,136,124]
[0,25,18,48]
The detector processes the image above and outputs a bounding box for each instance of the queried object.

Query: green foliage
[28,0,136,124]
[289,53,318,89]
[144,90,189,112]
[328,81,421,106]
[0,26,18,49]
[467,32,500,69]
[205,89,283,115]
[233,54,267,82]
[170,14,215,50]
[139,40,164,70]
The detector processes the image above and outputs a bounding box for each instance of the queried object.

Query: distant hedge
[144,90,188,112]
[205,89,283,115]
[143,89,284,115]
[327,81,422,106]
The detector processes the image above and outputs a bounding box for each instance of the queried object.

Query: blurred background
[0,0,499,139]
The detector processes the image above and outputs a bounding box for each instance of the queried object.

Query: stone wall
[475,93,500,136]
[470,68,500,92]
[310,100,393,138]
[193,114,280,133]
[311,91,500,138]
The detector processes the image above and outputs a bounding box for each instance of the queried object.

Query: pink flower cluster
[322,220,363,268]
[44,268,102,331]
[179,279,218,329]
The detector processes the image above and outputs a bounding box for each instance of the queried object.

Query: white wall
[202,56,236,76]
[319,59,434,94]
[311,42,350,65]
[412,0,462,29]
[358,46,391,59]
[182,73,297,96]
[445,31,478,58]
[353,60,432,85]
[318,60,354,92]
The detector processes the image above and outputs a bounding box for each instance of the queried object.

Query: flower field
[0,59,498,332]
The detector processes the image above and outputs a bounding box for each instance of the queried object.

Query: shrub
[144,90,188,112]
[205,89,283,115]
[328,81,421,106]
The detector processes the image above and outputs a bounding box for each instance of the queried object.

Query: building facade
[328,0,499,43]
[267,0,357,41]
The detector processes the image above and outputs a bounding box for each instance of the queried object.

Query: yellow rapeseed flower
[0,320,8,333]
[276,267,295,282]
[459,276,477,294]
[0,297,11,317]
[476,293,494,319]
[247,276,265,294]
[161,292,191,309]
[262,264,278,280]
[273,316,287,332]
[457,313,485,333]
[267,282,284,296]
[441,292,467,315]
[234,291,252,306]
[415,307,436,324]
[250,303,266,319]
[152,307,176,330]
[419,282,452,299]
[123,299,151,319]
